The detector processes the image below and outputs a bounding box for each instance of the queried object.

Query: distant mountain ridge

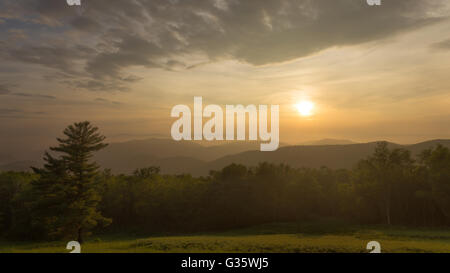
[1,138,449,176]
[202,139,450,176]
[297,138,358,146]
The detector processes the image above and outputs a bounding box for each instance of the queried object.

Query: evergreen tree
[30,152,69,239]
[133,166,160,179]
[31,121,111,242]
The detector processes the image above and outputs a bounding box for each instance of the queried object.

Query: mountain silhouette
[1,139,449,175]
[297,138,358,145]
[202,139,450,176]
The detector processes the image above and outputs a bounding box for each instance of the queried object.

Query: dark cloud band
[0,0,448,91]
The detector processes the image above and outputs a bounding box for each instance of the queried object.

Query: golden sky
[1,0,450,154]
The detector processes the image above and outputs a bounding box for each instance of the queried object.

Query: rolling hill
[296,139,358,146]
[1,138,449,176]
[202,139,450,176]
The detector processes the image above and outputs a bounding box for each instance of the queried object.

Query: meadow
[1,222,449,253]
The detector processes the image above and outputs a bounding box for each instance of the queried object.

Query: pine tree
[31,121,111,242]
[30,152,69,239]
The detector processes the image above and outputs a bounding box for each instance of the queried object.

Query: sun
[295,100,315,117]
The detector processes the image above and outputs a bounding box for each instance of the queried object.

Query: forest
[0,121,449,243]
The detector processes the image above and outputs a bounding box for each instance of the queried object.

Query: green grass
[1,222,450,253]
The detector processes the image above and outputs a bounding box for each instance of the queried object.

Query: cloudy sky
[1,0,450,156]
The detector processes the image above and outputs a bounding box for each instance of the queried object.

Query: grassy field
[1,222,450,253]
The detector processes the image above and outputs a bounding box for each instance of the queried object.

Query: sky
[1,0,450,157]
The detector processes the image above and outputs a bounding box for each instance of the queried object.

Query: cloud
[94,97,123,105]
[8,29,27,40]
[8,45,90,74]
[70,16,101,32]
[12,93,56,99]
[0,84,11,95]
[120,75,143,83]
[72,79,128,92]
[0,108,21,115]
[0,108,46,118]
[431,38,450,51]
[85,33,164,78]
[0,0,448,91]
[0,83,56,98]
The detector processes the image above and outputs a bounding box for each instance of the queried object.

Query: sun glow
[295,101,315,117]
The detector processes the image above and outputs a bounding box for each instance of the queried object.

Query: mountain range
[1,138,449,176]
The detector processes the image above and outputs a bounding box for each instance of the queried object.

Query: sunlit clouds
[0,0,450,153]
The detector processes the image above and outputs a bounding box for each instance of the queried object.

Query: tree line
[0,121,449,242]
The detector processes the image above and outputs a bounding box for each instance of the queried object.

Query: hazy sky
[1,0,450,157]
